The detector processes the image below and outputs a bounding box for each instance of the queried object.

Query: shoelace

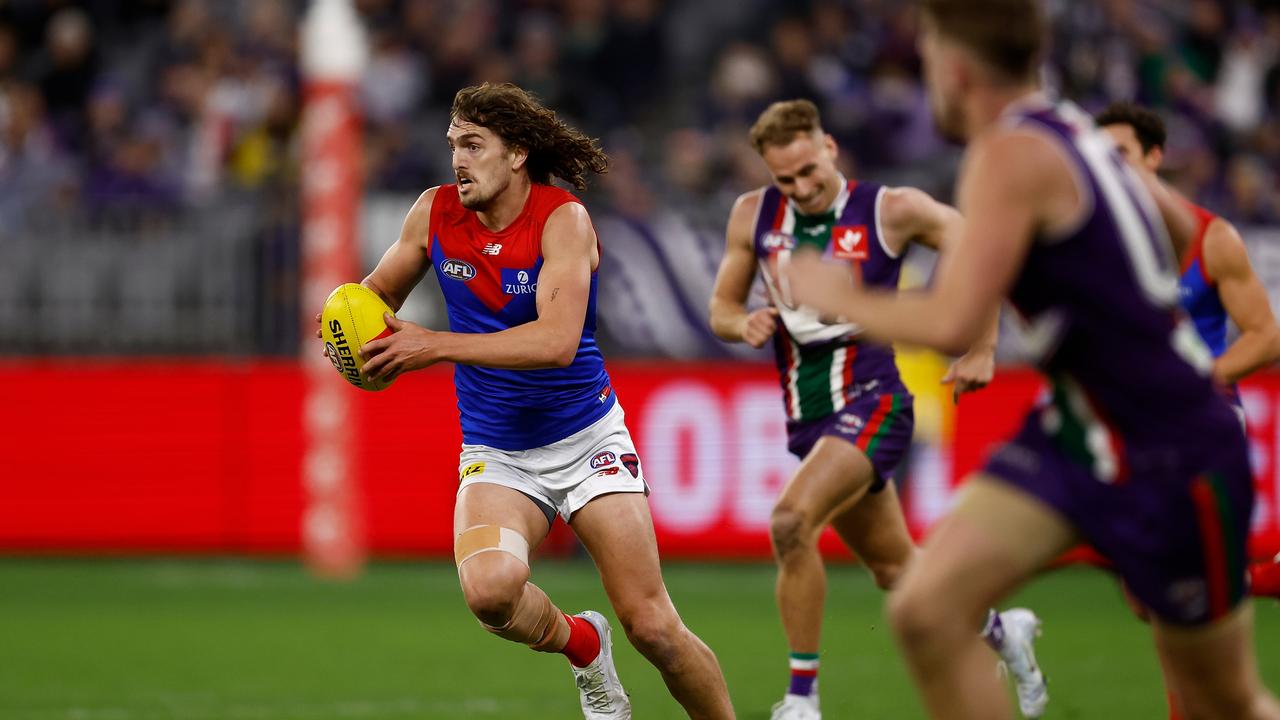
[577,667,614,712]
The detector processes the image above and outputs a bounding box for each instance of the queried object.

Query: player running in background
[785,1,1280,718]
[1097,101,1280,718]
[709,99,1047,720]
[324,83,734,720]
[1098,102,1280,427]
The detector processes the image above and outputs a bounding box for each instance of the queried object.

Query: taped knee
[483,582,570,652]
[455,525,530,568]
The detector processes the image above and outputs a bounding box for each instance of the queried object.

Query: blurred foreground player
[319,83,734,720]
[1099,101,1280,718]
[1098,102,1280,427]
[785,1,1280,718]
[710,99,1047,720]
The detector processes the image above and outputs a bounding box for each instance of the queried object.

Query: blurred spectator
[0,80,75,226]
[0,0,1272,230]
[34,7,97,149]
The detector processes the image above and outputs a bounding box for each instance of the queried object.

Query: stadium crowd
[0,0,1278,229]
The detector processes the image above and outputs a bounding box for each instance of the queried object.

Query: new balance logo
[481,243,503,255]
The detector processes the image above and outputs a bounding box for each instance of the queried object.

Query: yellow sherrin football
[321,283,396,391]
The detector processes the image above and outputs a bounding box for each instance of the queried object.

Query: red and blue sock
[788,652,819,697]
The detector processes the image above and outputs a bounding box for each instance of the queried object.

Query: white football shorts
[456,402,647,522]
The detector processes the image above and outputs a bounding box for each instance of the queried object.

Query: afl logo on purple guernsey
[762,231,794,251]
[589,451,616,469]
[441,259,476,281]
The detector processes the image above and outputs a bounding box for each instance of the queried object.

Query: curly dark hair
[451,83,608,191]
[1095,102,1167,154]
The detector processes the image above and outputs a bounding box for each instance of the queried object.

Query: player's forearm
[436,322,580,369]
[1213,328,1280,385]
[968,306,1000,353]
[361,277,406,312]
[842,288,985,355]
[708,297,749,342]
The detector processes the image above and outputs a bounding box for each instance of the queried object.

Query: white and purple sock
[788,652,819,697]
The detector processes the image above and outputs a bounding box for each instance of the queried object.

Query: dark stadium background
[0,1,1277,717]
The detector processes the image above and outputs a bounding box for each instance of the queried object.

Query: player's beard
[459,176,502,210]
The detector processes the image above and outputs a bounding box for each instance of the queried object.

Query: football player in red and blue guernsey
[1098,101,1280,719]
[327,83,734,720]
[788,1,1280,718]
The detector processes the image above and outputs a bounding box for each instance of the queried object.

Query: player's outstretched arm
[881,186,998,398]
[1204,219,1280,384]
[709,190,777,348]
[785,131,1050,355]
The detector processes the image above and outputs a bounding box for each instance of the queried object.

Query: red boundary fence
[2,360,1277,559]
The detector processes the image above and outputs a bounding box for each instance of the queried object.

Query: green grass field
[1,559,1277,719]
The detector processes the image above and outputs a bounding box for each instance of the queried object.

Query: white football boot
[996,608,1048,719]
[770,690,820,720]
[570,611,631,719]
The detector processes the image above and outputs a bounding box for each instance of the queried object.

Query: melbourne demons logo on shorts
[620,453,640,478]
[589,451,616,469]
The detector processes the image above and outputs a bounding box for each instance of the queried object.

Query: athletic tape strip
[454,525,530,567]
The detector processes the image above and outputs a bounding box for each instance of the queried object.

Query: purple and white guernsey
[751,178,908,422]
[750,178,915,483]
[1001,99,1228,475]
[986,98,1252,625]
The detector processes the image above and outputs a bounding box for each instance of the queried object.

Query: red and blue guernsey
[428,183,614,451]
[1179,201,1241,407]
[983,98,1253,625]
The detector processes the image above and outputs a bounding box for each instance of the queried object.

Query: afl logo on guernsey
[590,451,616,469]
[762,231,794,251]
[441,259,476,281]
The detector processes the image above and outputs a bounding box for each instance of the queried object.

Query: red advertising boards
[1,361,1277,559]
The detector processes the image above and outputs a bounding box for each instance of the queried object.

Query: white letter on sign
[642,382,725,533]
[733,385,798,529]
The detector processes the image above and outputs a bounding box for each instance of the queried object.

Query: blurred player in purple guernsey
[786,1,1280,718]
[711,99,1047,720]
[1098,101,1280,719]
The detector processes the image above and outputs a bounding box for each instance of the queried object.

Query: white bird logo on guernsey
[837,228,863,253]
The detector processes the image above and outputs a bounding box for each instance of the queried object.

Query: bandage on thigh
[484,581,571,652]
[454,525,530,567]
